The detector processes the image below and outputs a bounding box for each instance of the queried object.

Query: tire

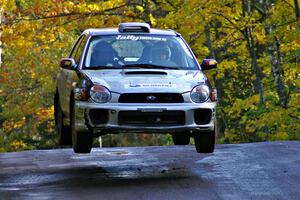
[172,134,190,145]
[54,93,72,146]
[194,130,215,153]
[70,99,93,153]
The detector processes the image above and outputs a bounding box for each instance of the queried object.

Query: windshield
[83,35,199,70]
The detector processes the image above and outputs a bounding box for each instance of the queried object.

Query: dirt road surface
[0,141,300,200]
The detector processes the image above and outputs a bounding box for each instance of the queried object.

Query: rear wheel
[172,133,190,145]
[70,100,93,153]
[194,130,215,153]
[54,93,72,146]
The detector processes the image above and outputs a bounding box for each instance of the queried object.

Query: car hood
[83,69,208,93]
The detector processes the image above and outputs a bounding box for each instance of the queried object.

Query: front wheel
[70,101,93,153]
[194,130,215,153]
[54,93,72,146]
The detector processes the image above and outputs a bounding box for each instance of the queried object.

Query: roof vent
[118,22,150,33]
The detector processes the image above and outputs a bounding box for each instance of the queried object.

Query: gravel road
[0,141,300,200]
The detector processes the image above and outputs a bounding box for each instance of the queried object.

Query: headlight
[90,85,111,103]
[73,74,93,101]
[190,85,210,103]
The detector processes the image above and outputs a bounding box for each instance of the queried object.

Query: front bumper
[74,101,216,134]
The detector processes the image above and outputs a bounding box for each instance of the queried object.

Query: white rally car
[54,22,217,153]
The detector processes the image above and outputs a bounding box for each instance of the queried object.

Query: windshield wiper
[122,64,180,70]
[83,66,122,70]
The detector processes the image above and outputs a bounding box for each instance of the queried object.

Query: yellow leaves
[3,117,26,133]
[0,0,6,8]
[71,0,123,14]
[31,71,36,79]
[281,42,300,54]
[2,106,54,140]
[87,4,101,12]
[32,106,55,134]
[149,14,156,26]
[244,118,259,134]
[216,60,238,79]
[288,94,300,113]
[10,140,27,151]
[0,147,5,153]
[136,5,144,13]
[64,1,75,10]
[12,119,26,129]
[6,28,13,35]
[254,32,266,44]
[222,131,240,144]
[48,33,56,43]
[36,29,57,45]
[35,106,54,123]
[3,0,16,12]
[46,120,55,133]
[270,132,289,141]
[284,61,300,89]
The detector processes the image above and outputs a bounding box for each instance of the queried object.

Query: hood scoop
[124,71,168,75]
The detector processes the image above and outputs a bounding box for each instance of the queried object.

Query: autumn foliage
[0,0,299,152]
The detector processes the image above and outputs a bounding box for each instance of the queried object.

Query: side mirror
[60,58,76,70]
[201,58,217,71]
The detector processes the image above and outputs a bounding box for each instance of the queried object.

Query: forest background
[0,0,299,152]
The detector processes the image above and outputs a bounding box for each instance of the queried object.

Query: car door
[58,35,88,117]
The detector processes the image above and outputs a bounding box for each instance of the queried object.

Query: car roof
[83,28,178,36]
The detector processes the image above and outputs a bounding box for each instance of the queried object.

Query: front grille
[89,109,109,125]
[118,111,185,126]
[194,109,212,125]
[119,93,184,103]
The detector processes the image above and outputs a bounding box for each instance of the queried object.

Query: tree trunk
[143,0,151,26]
[249,30,264,104]
[0,6,3,67]
[204,23,225,138]
[242,0,264,104]
[204,24,216,59]
[0,28,2,67]
[259,1,288,108]
[294,0,300,19]
[266,26,288,108]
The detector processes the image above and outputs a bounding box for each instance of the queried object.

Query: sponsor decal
[125,83,176,88]
[116,35,167,41]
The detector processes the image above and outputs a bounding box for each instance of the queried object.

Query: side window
[70,35,88,65]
